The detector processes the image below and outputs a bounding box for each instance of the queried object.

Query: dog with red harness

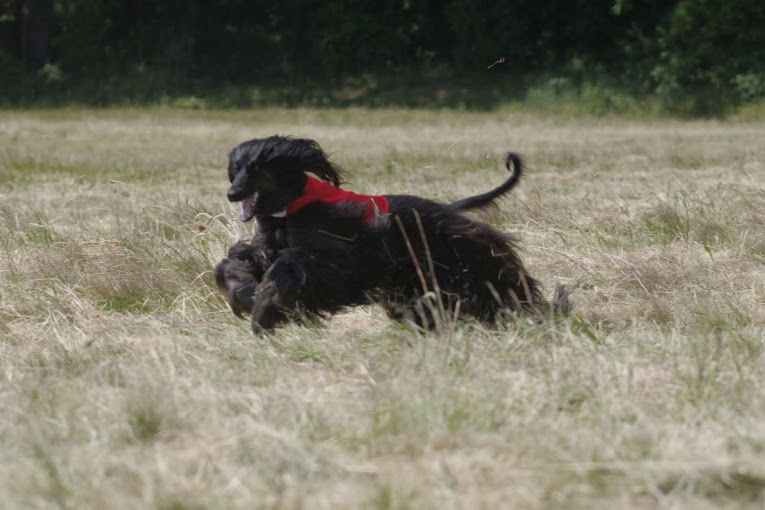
[215,135,564,333]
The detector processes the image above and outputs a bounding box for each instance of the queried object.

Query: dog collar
[276,176,389,224]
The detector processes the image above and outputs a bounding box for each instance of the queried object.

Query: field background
[1,108,764,509]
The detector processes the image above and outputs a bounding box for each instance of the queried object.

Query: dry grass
[1,108,764,509]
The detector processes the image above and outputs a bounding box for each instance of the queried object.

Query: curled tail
[448,152,523,211]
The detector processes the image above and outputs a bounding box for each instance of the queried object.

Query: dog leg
[250,250,307,333]
[215,239,273,318]
[382,293,447,331]
[215,257,258,318]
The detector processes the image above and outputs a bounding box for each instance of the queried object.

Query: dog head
[227,136,342,221]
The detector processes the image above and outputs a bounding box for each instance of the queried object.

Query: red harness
[285,176,389,224]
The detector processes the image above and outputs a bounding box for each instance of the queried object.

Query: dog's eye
[227,163,238,182]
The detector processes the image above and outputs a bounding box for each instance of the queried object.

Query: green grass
[0,108,764,508]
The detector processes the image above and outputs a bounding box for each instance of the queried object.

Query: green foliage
[524,77,642,115]
[0,0,764,115]
[653,0,765,115]
[732,72,765,102]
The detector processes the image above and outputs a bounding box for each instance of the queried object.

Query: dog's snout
[227,187,242,202]
[227,170,251,202]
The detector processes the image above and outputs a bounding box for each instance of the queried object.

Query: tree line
[1,0,764,114]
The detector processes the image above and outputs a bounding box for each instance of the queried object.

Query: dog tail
[448,152,523,211]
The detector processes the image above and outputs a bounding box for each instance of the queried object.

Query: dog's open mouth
[241,193,258,222]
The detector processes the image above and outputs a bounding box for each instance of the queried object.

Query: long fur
[215,135,558,333]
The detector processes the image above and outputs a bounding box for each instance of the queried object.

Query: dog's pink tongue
[241,196,257,222]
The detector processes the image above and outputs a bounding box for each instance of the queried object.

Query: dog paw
[215,257,258,318]
[226,241,257,260]
[250,303,284,333]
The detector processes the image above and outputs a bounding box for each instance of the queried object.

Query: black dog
[215,136,563,333]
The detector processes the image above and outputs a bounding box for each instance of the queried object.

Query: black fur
[215,135,557,333]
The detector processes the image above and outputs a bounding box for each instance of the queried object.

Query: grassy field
[1,108,764,509]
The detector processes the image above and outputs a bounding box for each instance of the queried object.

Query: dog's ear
[267,137,343,186]
[301,139,342,186]
[312,162,342,187]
